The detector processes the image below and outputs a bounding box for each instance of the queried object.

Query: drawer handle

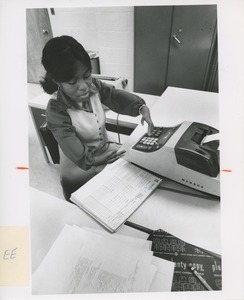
[172,34,181,44]
[41,113,46,117]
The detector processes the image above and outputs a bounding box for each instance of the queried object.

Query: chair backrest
[40,122,60,164]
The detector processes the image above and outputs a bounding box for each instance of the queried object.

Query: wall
[48,7,134,91]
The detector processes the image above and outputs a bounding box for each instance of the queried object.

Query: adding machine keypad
[132,126,180,153]
[133,128,163,152]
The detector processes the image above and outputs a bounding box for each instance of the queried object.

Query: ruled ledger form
[71,158,162,232]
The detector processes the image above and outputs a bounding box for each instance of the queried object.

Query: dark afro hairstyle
[40,36,91,94]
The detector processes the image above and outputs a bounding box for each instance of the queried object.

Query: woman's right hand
[93,149,126,166]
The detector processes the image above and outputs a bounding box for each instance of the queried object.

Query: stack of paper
[32,225,174,294]
[71,158,162,232]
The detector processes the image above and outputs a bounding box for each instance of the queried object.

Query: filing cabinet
[134,5,218,95]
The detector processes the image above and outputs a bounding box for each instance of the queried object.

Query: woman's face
[59,61,92,103]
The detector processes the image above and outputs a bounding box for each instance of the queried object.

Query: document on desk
[71,158,162,232]
[32,225,174,294]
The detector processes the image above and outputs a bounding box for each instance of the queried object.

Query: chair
[40,122,60,164]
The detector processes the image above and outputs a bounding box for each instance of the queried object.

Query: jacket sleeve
[46,98,96,170]
[92,78,145,116]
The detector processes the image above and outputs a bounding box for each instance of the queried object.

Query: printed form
[71,159,162,231]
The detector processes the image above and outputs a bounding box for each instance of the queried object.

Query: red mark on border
[221,169,232,172]
[16,167,29,170]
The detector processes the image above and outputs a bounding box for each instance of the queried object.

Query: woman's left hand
[140,105,154,136]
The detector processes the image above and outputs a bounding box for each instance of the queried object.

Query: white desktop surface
[30,87,221,285]
[153,86,219,128]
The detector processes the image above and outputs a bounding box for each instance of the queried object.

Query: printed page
[70,226,157,293]
[32,225,154,294]
[71,226,174,292]
[71,159,162,231]
[63,226,156,293]
[32,225,175,294]
[79,226,174,292]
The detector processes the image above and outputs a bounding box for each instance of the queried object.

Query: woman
[40,35,154,200]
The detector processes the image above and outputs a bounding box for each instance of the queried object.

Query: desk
[122,87,220,253]
[30,87,220,291]
[30,184,221,278]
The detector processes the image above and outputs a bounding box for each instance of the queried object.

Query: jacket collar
[55,80,99,112]
[55,90,74,112]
